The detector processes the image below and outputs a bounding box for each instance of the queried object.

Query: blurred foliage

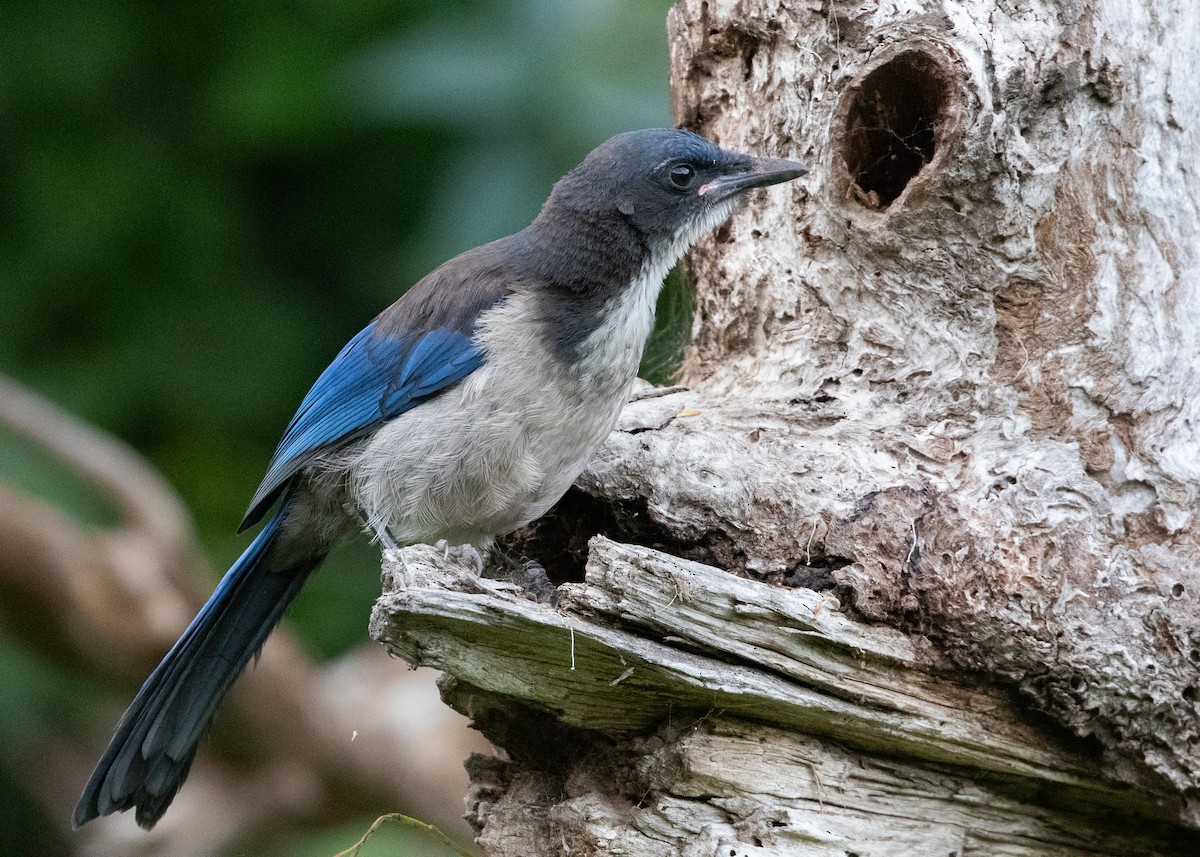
[0,0,679,852]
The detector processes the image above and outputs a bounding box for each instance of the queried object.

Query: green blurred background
[0,0,683,853]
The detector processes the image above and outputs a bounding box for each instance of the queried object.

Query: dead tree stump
[373,1,1200,853]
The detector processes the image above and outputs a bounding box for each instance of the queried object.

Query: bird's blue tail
[73,504,326,829]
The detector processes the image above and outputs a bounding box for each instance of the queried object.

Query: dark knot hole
[843,51,950,210]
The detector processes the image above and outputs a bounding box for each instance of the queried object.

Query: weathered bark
[376,540,1192,854]
[662,0,1200,815]
[372,0,1200,853]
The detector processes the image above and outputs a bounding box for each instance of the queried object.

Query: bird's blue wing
[238,320,483,531]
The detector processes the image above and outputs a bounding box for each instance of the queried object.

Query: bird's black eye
[668,163,697,190]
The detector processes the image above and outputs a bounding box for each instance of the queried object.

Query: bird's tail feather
[73,503,326,830]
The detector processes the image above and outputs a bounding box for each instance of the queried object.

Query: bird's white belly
[340,262,663,548]
[345,292,650,546]
[346,362,629,546]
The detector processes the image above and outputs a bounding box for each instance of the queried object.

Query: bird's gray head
[522,128,806,298]
[543,129,804,257]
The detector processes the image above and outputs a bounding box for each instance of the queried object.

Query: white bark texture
[372,0,1200,853]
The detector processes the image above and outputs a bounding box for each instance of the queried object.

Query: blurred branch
[0,373,483,855]
[0,373,196,557]
[0,373,200,676]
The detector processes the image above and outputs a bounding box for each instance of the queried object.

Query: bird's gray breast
[342,273,661,547]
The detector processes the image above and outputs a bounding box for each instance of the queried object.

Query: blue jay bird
[73,128,805,829]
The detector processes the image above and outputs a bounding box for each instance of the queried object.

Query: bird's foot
[430,540,485,575]
[464,544,485,575]
[514,560,558,605]
[486,543,558,605]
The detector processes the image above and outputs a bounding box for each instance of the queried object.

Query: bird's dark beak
[699,157,808,200]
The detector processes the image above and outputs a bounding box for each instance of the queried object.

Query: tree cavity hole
[843,51,950,210]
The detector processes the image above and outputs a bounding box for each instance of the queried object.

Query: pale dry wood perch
[375,539,1192,855]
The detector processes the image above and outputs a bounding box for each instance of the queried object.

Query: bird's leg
[377,526,400,551]
[357,509,399,551]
